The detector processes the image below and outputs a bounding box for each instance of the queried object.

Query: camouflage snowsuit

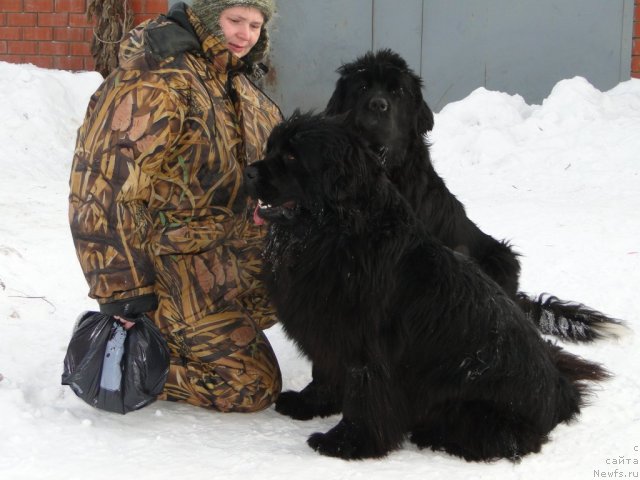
[69,7,282,412]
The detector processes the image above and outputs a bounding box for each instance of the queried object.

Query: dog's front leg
[275,364,343,420]
[307,364,405,459]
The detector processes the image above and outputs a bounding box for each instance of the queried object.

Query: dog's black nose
[368,97,389,112]
[244,165,260,197]
[244,165,259,181]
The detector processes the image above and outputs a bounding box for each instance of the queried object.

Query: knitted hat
[190,0,276,64]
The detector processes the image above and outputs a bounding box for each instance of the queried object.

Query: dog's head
[325,49,434,160]
[244,112,384,226]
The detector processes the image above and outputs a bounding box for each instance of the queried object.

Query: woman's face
[219,6,265,58]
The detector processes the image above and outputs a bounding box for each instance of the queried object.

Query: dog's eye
[392,87,405,97]
[284,154,296,163]
[358,84,368,92]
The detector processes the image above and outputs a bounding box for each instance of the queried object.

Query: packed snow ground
[0,61,638,480]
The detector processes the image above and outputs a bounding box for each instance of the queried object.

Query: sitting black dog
[324,49,622,343]
[244,112,608,461]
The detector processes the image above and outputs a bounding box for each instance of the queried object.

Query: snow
[0,60,638,480]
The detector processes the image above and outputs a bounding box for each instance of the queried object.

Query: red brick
[130,0,143,12]
[38,40,68,55]
[69,13,91,27]
[38,12,69,27]
[54,55,86,70]
[84,56,95,71]
[23,55,54,68]
[0,54,25,64]
[24,0,54,12]
[634,39,640,56]
[0,41,6,54]
[0,27,22,40]
[144,0,167,15]
[53,26,86,42]
[23,27,53,41]
[133,13,155,25]
[7,13,38,27]
[632,56,640,75]
[8,41,38,55]
[55,0,86,14]
[69,40,90,56]
[84,27,94,42]
[634,21,640,38]
[2,0,24,13]
[0,13,6,27]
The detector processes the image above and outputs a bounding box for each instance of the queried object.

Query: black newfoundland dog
[324,49,622,343]
[244,113,608,461]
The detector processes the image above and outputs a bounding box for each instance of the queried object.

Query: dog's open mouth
[253,199,298,225]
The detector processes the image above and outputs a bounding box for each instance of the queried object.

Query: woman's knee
[161,311,282,412]
[213,333,282,412]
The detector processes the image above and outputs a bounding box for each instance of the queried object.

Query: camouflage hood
[190,0,276,67]
[117,2,268,79]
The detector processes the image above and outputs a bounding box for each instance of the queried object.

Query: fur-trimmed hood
[118,2,267,78]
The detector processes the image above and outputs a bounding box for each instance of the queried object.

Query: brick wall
[633,0,640,78]
[0,0,168,71]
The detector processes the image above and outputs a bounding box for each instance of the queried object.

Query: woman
[69,0,282,413]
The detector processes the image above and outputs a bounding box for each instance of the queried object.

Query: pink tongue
[253,204,265,225]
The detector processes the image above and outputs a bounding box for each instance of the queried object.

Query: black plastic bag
[62,311,170,414]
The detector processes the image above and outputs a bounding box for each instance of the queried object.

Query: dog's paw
[275,388,341,420]
[307,419,387,460]
[275,390,317,420]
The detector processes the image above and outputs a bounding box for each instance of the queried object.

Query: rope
[91,0,130,44]
[87,0,134,76]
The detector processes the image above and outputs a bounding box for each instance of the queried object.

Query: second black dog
[325,49,623,343]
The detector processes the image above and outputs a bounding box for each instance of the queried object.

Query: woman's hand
[114,316,136,330]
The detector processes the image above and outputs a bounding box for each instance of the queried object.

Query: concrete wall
[176,0,635,113]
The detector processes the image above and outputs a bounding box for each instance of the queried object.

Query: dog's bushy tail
[550,343,610,384]
[517,293,628,343]
[548,342,610,424]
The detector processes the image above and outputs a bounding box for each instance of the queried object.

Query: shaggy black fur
[244,113,609,461]
[324,48,623,344]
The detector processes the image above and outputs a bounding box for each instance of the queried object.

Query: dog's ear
[325,77,346,115]
[325,111,350,125]
[417,100,435,134]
